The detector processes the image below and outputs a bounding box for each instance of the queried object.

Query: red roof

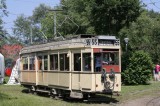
[0,44,23,61]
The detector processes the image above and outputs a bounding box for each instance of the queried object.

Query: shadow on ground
[22,89,119,105]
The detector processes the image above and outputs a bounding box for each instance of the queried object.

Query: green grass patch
[0,81,160,106]
[115,81,160,102]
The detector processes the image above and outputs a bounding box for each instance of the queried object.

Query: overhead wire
[143,0,160,11]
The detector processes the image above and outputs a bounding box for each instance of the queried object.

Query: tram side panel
[80,73,92,91]
[58,72,70,88]
[20,56,36,85]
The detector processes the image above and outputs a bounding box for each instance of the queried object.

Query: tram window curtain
[83,53,91,71]
[60,54,69,71]
[50,54,58,70]
[44,55,48,70]
[74,53,81,71]
[38,56,42,70]
[29,57,35,70]
[22,57,28,70]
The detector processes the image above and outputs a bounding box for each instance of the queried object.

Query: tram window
[103,52,119,65]
[22,57,28,70]
[29,57,35,70]
[50,54,58,70]
[74,53,81,71]
[83,53,91,71]
[38,56,42,70]
[60,54,69,71]
[65,54,69,71]
[44,55,48,70]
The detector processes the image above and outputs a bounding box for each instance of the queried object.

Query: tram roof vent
[96,35,117,40]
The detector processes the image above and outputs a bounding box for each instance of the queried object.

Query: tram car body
[20,34,121,99]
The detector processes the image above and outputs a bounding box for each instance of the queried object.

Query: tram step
[70,92,83,99]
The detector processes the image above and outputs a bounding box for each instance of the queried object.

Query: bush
[122,51,154,85]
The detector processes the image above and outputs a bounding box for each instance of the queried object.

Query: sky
[2,0,160,35]
[2,0,60,35]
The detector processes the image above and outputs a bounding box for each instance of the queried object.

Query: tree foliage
[122,51,153,85]
[0,0,8,46]
[13,4,51,44]
[60,0,142,36]
[119,11,160,63]
[91,0,141,35]
[13,0,142,42]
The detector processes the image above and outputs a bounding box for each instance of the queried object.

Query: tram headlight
[116,84,118,87]
[96,84,98,87]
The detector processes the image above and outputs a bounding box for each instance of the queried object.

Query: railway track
[146,96,160,106]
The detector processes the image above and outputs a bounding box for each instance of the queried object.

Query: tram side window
[38,56,42,70]
[74,53,81,71]
[83,53,91,71]
[50,54,58,70]
[103,52,119,65]
[60,54,69,71]
[29,57,35,70]
[44,55,48,70]
[22,57,28,70]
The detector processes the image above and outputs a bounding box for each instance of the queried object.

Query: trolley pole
[48,8,63,37]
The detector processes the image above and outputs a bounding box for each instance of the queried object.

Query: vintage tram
[20,34,121,99]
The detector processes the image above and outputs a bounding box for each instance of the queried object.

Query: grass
[116,81,160,102]
[1,77,160,106]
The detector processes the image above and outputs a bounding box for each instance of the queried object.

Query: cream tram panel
[59,72,70,87]
[42,72,48,85]
[21,71,28,82]
[47,72,59,85]
[80,73,92,90]
[71,73,80,90]
[28,71,36,83]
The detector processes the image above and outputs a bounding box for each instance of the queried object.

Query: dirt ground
[118,96,160,106]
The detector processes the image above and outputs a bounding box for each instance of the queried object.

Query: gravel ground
[118,96,160,106]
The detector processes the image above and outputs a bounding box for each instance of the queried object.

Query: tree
[0,0,8,46]
[60,0,95,35]
[119,11,160,63]
[122,51,153,85]
[91,0,142,35]
[13,4,52,44]
[13,15,31,44]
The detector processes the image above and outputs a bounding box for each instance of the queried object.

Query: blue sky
[2,0,60,35]
[2,0,160,35]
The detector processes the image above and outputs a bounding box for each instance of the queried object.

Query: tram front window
[103,52,119,65]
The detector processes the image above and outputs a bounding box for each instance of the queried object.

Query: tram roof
[20,34,120,54]
[96,35,116,40]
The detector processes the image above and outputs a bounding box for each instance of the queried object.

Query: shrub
[122,51,154,85]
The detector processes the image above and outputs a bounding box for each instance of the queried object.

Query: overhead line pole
[48,9,63,37]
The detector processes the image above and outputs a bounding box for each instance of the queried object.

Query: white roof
[96,35,116,40]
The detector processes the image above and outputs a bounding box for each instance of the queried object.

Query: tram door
[71,51,81,90]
